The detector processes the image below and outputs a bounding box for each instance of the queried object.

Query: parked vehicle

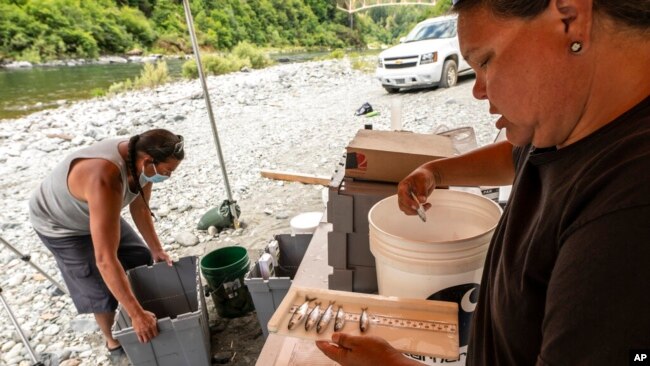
[375,15,473,93]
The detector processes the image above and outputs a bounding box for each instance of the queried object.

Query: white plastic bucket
[368,190,502,365]
[290,211,323,235]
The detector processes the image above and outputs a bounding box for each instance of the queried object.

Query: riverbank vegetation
[0,0,451,63]
[181,41,274,78]
[104,60,170,95]
[98,43,375,97]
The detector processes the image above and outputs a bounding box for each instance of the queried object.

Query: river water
[0,59,185,121]
[0,51,334,121]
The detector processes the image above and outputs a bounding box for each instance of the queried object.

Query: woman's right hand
[132,309,158,343]
[397,166,437,216]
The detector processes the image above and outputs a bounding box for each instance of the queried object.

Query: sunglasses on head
[174,135,184,154]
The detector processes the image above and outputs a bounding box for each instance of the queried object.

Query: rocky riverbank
[0,55,188,69]
[0,59,495,365]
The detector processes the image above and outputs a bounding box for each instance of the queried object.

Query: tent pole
[181,0,240,228]
[1,287,44,365]
[0,236,68,295]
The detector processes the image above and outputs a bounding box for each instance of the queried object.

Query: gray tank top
[29,139,140,237]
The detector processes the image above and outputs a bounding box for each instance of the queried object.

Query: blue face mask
[140,163,169,185]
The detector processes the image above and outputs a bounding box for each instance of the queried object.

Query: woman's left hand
[151,249,173,266]
[316,333,420,366]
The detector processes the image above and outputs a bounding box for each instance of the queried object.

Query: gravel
[0,58,495,365]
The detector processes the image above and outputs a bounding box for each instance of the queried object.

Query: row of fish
[287,296,370,334]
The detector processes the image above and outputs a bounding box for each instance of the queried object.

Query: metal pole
[181,0,240,229]
[0,236,68,296]
[348,1,354,29]
[0,287,44,365]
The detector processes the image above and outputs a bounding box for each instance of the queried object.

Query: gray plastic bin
[245,234,312,338]
[112,256,210,366]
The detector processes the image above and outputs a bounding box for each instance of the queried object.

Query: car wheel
[383,86,400,94]
[440,59,458,88]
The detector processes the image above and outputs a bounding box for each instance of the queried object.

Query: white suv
[375,15,472,93]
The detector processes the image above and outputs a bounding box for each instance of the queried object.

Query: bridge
[336,0,438,14]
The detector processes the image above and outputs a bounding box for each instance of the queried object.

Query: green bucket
[200,246,255,318]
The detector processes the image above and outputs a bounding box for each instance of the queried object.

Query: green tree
[0,0,454,62]
[58,28,99,57]
[118,6,157,45]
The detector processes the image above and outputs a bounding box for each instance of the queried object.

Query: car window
[406,20,456,42]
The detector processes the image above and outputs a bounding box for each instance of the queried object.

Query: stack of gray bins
[326,164,396,294]
[112,256,210,366]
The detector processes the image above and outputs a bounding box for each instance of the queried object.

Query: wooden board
[260,170,331,186]
[267,286,460,360]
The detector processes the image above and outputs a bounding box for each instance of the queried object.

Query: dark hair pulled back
[453,0,650,30]
[126,128,185,218]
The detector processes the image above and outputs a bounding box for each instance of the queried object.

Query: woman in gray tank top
[29,128,184,358]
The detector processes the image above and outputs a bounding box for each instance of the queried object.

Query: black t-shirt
[467,96,650,366]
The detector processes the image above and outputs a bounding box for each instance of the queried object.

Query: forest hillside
[0,0,451,62]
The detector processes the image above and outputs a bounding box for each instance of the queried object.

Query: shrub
[33,34,65,60]
[92,19,133,54]
[107,61,169,95]
[181,58,198,78]
[133,61,170,89]
[154,33,190,54]
[232,41,273,69]
[58,28,98,58]
[108,79,132,95]
[91,88,106,97]
[17,47,42,64]
[182,54,251,78]
[9,33,32,52]
[118,7,157,46]
[204,54,250,75]
[351,57,375,74]
[325,49,345,60]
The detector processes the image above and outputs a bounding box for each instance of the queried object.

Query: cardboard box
[345,130,454,183]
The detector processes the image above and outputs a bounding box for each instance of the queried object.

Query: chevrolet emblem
[395,60,402,64]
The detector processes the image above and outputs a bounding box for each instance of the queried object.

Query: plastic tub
[369,190,501,365]
[112,257,211,366]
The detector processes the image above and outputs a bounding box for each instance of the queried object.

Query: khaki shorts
[36,218,152,313]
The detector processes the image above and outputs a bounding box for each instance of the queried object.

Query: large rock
[174,231,199,247]
[59,359,82,366]
[126,48,143,56]
[97,56,128,65]
[7,273,26,287]
[69,318,99,334]
[3,61,33,69]
[43,324,61,336]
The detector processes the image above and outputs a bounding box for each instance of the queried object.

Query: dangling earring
[570,42,582,53]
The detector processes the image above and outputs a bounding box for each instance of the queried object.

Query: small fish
[288,296,315,330]
[334,306,346,332]
[305,302,322,331]
[410,191,427,222]
[316,301,335,334]
[359,307,369,333]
